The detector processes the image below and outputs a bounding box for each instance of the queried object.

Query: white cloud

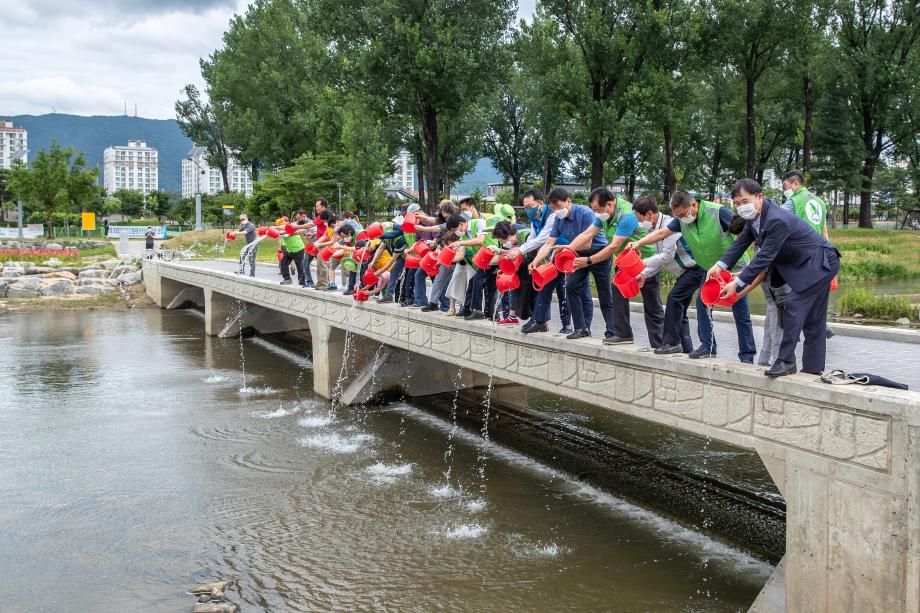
[0,0,248,119]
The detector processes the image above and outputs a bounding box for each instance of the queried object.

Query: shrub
[837,240,891,254]
[839,257,908,281]
[838,288,915,321]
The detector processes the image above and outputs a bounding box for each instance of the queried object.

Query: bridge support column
[165,287,205,310]
[217,305,309,338]
[203,288,238,337]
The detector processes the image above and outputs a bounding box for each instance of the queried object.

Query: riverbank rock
[100,259,124,270]
[76,282,115,295]
[40,278,75,296]
[2,266,25,278]
[43,271,78,281]
[46,242,63,250]
[116,270,143,286]
[26,266,55,275]
[111,264,135,276]
[78,269,108,280]
[6,276,42,297]
[42,258,63,267]
[0,280,8,297]
[895,317,911,326]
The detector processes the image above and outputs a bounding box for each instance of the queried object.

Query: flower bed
[0,248,81,263]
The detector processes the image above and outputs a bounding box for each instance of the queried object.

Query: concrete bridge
[144,258,920,613]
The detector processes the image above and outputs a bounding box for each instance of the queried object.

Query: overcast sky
[0,0,537,120]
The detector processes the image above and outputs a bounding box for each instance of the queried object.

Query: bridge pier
[203,288,238,337]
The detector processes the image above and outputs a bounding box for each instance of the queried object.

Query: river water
[0,309,772,611]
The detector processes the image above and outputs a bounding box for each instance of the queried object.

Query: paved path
[184,259,919,389]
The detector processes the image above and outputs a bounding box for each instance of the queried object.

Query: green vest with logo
[679,200,747,270]
[463,219,485,265]
[790,187,826,235]
[602,197,654,258]
[281,233,304,253]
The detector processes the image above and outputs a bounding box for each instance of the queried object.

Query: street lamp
[336,181,343,216]
[9,149,28,239]
[190,153,206,231]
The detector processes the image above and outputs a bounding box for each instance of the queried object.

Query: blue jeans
[385,256,405,299]
[695,280,756,363]
[429,264,453,310]
[303,253,315,284]
[661,271,695,351]
[531,274,570,326]
[413,267,429,306]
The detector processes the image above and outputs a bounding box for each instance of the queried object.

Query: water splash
[365,462,413,483]
[439,523,488,539]
[252,405,300,419]
[298,433,375,454]
[297,415,334,428]
[441,366,465,489]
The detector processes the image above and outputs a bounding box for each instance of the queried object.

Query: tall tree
[340,97,392,223]
[831,0,920,227]
[482,75,540,207]
[315,0,515,211]
[703,0,795,179]
[176,77,232,193]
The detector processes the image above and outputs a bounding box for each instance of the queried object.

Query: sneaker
[313,284,328,291]
[378,296,394,303]
[566,328,590,340]
[421,303,439,312]
[497,316,520,325]
[654,344,684,355]
[603,335,633,345]
[456,308,472,318]
[464,311,487,320]
[521,321,548,334]
[559,326,574,335]
[343,290,354,296]
[280,279,293,285]
[303,280,314,288]
[688,346,716,359]
[327,283,338,290]
[399,301,413,307]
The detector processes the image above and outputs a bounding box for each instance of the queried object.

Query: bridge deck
[183,258,919,389]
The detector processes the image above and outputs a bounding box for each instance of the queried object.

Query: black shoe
[603,335,633,345]
[280,279,293,285]
[421,303,438,312]
[825,327,836,339]
[654,344,683,355]
[399,300,413,307]
[559,326,574,335]
[522,320,548,334]
[688,346,715,359]
[464,311,486,320]
[765,360,797,377]
[378,296,394,304]
[343,290,354,296]
[456,308,472,318]
[566,328,590,340]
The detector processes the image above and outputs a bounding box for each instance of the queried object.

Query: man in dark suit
[707,178,840,377]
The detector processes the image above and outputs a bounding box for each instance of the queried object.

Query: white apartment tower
[103,140,158,195]
[181,147,253,198]
[389,149,415,191]
[0,120,28,170]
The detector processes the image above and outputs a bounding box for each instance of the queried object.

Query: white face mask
[783,188,794,199]
[678,214,696,224]
[501,240,514,249]
[595,212,610,222]
[736,202,758,220]
[555,207,569,220]
[460,211,472,221]
[638,220,653,231]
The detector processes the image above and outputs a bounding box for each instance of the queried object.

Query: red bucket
[276,251,284,262]
[366,223,384,239]
[356,231,369,242]
[257,226,268,236]
[226,231,236,240]
[438,246,459,267]
[353,247,370,262]
[353,288,370,302]
[700,271,736,307]
[615,248,645,276]
[363,270,379,287]
[319,245,336,261]
[499,254,522,275]
[472,247,497,269]
[305,242,319,256]
[613,270,640,299]
[830,275,838,292]
[284,223,296,236]
[267,228,280,239]
[420,251,440,277]
[405,254,421,269]
[497,273,520,292]
[412,241,432,257]
[554,247,577,273]
[401,213,417,234]
[532,262,558,290]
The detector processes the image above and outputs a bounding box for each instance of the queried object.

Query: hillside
[7,114,192,192]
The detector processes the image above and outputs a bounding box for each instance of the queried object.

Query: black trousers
[610,268,664,346]
[280,249,305,285]
[465,266,498,314]
[777,249,839,374]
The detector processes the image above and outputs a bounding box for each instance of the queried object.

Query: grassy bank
[0,284,154,313]
[837,287,916,321]
[829,228,920,282]
[162,230,282,263]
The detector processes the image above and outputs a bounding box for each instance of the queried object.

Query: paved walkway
[184,259,919,389]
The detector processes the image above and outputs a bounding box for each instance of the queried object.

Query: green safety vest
[679,200,747,270]
[516,228,530,245]
[281,233,304,253]
[790,187,826,235]
[464,219,493,267]
[599,197,654,259]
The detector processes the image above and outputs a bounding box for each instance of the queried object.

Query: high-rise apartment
[181,146,253,198]
[103,140,158,195]
[0,120,28,170]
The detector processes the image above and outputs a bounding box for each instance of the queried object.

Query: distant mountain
[6,113,192,192]
[455,157,502,195]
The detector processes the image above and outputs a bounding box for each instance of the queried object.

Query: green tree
[830,0,920,227]
[8,141,99,238]
[259,152,348,214]
[482,80,540,207]
[0,168,11,211]
[112,189,145,220]
[176,79,232,193]
[340,98,392,224]
[147,190,174,221]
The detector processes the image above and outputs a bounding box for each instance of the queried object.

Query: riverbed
[0,309,772,611]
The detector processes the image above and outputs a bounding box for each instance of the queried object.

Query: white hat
[392,215,404,225]
[406,203,421,214]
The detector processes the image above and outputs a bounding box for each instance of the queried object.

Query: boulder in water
[191,603,239,613]
[6,276,42,298]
